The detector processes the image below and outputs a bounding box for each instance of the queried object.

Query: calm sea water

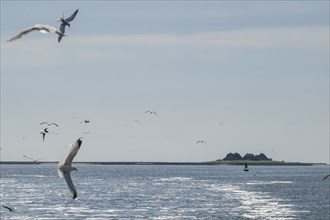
[0,164,329,219]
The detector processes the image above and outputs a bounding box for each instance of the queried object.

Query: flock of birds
[2,7,329,214]
[3,9,83,205]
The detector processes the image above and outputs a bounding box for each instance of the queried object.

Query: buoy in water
[244,162,249,172]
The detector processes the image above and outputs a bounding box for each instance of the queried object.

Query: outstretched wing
[7,26,38,42]
[322,174,330,180]
[63,172,77,199]
[58,23,66,43]
[23,154,35,161]
[65,9,79,22]
[63,138,82,165]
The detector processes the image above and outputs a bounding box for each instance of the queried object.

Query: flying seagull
[40,127,49,141]
[40,122,59,127]
[145,111,157,115]
[58,138,83,199]
[1,205,14,212]
[58,9,79,43]
[7,24,66,42]
[125,120,140,128]
[23,154,46,163]
[80,119,90,124]
[196,140,207,144]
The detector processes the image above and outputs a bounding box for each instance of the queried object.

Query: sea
[0,164,329,220]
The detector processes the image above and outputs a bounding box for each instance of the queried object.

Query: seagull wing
[41,132,46,141]
[7,26,39,42]
[23,154,35,161]
[40,122,49,126]
[50,123,59,127]
[58,23,66,43]
[322,174,330,180]
[63,172,77,199]
[2,205,13,212]
[65,9,79,22]
[63,138,82,166]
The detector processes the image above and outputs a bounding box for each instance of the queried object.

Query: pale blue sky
[1,1,329,163]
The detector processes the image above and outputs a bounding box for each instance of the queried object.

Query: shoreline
[0,161,328,166]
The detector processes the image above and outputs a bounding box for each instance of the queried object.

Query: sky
[0,1,329,163]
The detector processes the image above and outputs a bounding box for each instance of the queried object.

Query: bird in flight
[58,9,79,43]
[80,119,90,124]
[7,24,65,42]
[196,140,207,144]
[58,138,83,199]
[22,154,46,163]
[1,205,14,212]
[125,120,140,128]
[40,127,49,141]
[145,111,157,115]
[40,122,59,127]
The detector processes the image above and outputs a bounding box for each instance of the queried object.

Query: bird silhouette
[58,9,79,43]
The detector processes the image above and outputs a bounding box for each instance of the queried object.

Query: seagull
[1,205,14,212]
[196,140,207,144]
[58,9,79,43]
[40,122,59,127]
[7,24,66,42]
[58,138,83,199]
[23,154,46,163]
[80,119,90,124]
[322,174,330,180]
[40,127,49,141]
[125,120,140,128]
[145,111,157,115]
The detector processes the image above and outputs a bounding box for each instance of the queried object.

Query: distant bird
[58,138,83,199]
[322,174,330,180]
[125,120,140,128]
[40,122,59,127]
[196,140,207,144]
[7,24,65,42]
[80,119,90,124]
[1,205,14,212]
[22,154,46,163]
[219,121,225,126]
[40,127,49,141]
[145,111,157,115]
[58,9,79,43]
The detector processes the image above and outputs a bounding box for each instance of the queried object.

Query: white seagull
[40,122,59,127]
[7,24,66,42]
[58,9,79,43]
[58,138,82,199]
[80,119,90,124]
[145,110,157,115]
[125,120,140,128]
[23,154,46,163]
[196,140,207,144]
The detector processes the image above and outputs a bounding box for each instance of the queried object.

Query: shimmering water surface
[0,164,329,219]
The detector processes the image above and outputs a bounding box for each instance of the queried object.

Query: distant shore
[0,160,328,166]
